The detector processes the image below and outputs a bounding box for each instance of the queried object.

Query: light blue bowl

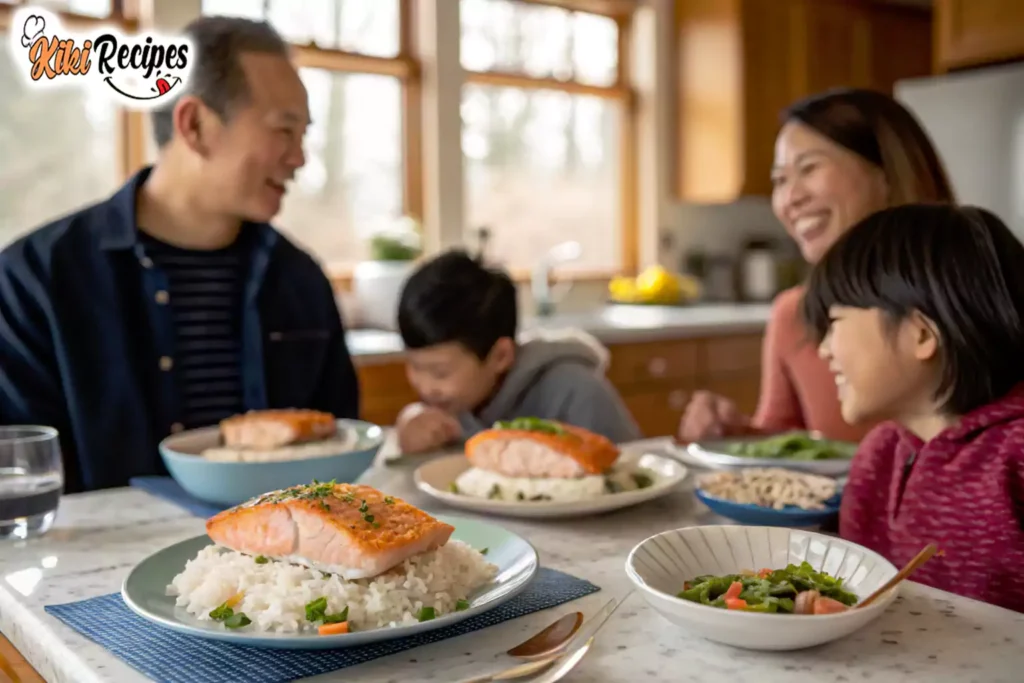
[694,487,842,528]
[159,419,385,507]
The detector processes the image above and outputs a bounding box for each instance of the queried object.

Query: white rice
[200,431,358,463]
[454,465,657,502]
[167,540,497,633]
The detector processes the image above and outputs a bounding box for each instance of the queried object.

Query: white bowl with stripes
[625,525,900,651]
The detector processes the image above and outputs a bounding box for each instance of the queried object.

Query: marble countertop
[2,442,1022,682]
[348,303,774,364]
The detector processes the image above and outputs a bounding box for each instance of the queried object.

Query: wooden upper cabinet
[934,0,1024,72]
[675,0,932,202]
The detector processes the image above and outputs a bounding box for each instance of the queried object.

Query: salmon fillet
[206,482,455,580]
[220,409,336,451]
[465,419,619,478]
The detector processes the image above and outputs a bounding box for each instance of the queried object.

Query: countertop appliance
[895,61,1024,238]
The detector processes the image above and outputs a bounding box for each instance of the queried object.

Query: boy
[394,250,641,454]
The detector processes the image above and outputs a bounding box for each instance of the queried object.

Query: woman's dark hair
[802,204,1024,416]
[782,88,957,206]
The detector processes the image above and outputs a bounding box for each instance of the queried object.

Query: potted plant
[351,216,423,331]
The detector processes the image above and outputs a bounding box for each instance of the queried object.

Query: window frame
[460,0,639,279]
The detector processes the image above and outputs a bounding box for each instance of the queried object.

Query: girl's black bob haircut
[802,203,1024,416]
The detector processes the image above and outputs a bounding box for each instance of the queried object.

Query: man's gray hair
[151,15,290,147]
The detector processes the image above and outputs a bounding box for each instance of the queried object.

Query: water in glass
[0,426,63,540]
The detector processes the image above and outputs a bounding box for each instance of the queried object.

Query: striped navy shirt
[139,232,247,430]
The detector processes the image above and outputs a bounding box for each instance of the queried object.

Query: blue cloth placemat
[45,567,599,683]
[130,476,224,518]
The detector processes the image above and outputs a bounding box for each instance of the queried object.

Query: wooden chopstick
[856,543,939,609]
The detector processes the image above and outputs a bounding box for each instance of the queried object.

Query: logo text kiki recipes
[15,7,192,109]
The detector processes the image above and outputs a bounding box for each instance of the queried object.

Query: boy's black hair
[397,250,517,360]
[802,203,1024,416]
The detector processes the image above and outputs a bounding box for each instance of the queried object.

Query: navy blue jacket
[0,168,360,493]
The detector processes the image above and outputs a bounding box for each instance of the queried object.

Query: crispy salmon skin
[465,418,620,478]
[206,481,454,580]
[220,409,337,451]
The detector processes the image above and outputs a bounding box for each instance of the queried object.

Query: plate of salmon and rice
[413,418,689,518]
[121,481,538,648]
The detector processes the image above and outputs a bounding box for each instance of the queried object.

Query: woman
[678,87,956,443]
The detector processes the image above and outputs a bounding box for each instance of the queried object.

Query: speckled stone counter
[347,303,774,365]
[2,446,1022,682]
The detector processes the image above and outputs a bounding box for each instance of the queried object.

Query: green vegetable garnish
[209,602,234,621]
[305,597,329,622]
[448,482,460,493]
[384,496,395,505]
[631,472,654,489]
[676,562,858,613]
[455,599,470,611]
[417,606,436,622]
[323,606,349,624]
[487,484,502,500]
[224,612,251,629]
[725,432,855,461]
[479,547,488,555]
[254,555,269,564]
[253,479,339,506]
[493,417,567,435]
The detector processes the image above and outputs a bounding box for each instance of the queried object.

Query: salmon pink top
[753,286,874,442]
[840,387,1024,614]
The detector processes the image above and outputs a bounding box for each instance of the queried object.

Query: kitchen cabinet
[675,0,932,202]
[354,332,764,440]
[933,0,1024,72]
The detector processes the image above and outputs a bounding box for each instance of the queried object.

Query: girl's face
[771,122,889,263]
[818,305,940,426]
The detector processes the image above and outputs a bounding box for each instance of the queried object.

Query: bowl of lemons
[608,265,701,305]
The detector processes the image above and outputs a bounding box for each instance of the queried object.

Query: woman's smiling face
[771,122,889,264]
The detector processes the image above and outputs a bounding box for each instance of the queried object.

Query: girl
[803,203,1024,613]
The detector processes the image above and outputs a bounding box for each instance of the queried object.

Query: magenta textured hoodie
[840,387,1024,614]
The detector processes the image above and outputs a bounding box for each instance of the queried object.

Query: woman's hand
[677,390,754,442]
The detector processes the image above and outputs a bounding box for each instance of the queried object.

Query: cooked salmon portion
[465,419,619,479]
[206,482,455,580]
[220,409,337,451]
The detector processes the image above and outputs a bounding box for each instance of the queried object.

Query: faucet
[531,240,583,317]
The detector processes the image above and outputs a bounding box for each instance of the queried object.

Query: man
[0,16,360,493]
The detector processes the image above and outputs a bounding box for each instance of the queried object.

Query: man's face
[203,52,309,222]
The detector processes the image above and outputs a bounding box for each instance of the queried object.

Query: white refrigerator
[894,61,1024,238]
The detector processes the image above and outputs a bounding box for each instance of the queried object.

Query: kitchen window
[460,0,636,274]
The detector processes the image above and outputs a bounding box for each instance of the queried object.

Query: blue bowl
[694,487,842,528]
[159,419,385,507]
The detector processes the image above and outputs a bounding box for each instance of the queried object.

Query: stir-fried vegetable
[726,433,855,461]
[677,562,858,614]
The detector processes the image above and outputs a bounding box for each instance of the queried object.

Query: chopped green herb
[417,606,436,622]
[359,500,368,512]
[479,547,488,555]
[305,597,329,622]
[364,514,375,523]
[224,612,251,629]
[253,479,339,506]
[493,417,566,435]
[341,493,355,503]
[254,555,269,564]
[487,484,502,500]
[209,602,234,621]
[604,478,623,493]
[323,606,349,624]
[516,491,526,501]
[448,482,460,494]
[384,496,395,505]
[455,599,470,611]
[631,472,654,489]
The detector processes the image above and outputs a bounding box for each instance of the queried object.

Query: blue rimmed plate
[694,488,842,528]
[121,515,538,649]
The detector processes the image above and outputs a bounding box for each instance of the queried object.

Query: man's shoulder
[265,227,331,284]
[0,202,110,281]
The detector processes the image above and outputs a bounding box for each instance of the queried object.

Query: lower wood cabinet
[354,331,764,439]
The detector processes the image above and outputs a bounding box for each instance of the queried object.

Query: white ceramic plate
[625,525,899,651]
[122,515,538,650]
[414,450,689,519]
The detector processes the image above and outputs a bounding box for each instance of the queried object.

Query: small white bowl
[625,525,900,651]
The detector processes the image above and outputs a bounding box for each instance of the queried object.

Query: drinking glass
[0,426,64,540]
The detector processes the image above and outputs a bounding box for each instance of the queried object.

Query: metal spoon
[505,611,584,660]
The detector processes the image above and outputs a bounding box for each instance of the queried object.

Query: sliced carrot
[723,581,743,601]
[319,621,350,635]
[812,597,849,615]
[225,591,245,608]
[725,598,747,610]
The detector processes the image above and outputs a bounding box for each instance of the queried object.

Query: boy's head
[397,250,518,413]
[802,204,1024,431]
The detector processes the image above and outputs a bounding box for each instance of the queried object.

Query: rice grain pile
[167,540,497,633]
[698,468,838,510]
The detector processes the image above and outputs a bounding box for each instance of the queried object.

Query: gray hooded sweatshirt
[457,329,642,444]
